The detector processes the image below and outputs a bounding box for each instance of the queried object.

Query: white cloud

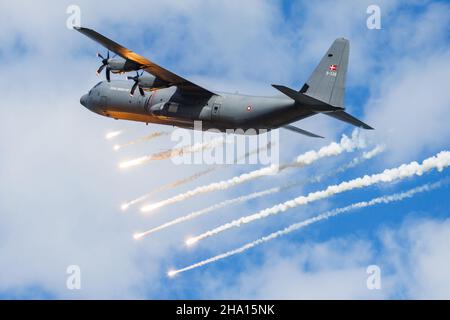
[366,50,450,162]
[380,217,450,299]
[202,216,450,299]
[206,239,383,299]
[362,1,450,163]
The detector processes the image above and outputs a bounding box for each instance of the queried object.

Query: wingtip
[335,37,349,44]
[74,26,93,32]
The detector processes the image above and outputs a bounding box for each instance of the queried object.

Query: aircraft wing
[75,27,216,97]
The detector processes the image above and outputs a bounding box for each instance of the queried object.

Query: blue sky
[0,0,450,299]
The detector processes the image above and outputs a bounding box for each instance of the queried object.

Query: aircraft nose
[80,94,88,108]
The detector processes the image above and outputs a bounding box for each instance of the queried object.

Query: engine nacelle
[137,74,170,90]
[108,58,140,73]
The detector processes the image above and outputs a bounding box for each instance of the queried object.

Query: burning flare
[119,137,225,169]
[105,130,123,140]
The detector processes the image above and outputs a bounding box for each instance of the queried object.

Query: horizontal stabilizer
[273,84,373,130]
[272,84,343,112]
[283,125,324,138]
[325,111,374,130]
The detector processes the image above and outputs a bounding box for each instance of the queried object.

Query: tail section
[302,38,349,108]
[273,38,374,131]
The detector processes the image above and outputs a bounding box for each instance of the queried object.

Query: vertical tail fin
[301,38,349,108]
[272,38,374,131]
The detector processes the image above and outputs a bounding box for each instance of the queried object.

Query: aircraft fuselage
[80,80,315,133]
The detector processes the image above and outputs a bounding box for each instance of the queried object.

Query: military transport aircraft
[76,27,373,138]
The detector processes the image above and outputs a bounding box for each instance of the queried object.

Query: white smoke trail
[309,145,385,184]
[119,137,225,169]
[285,129,367,168]
[346,145,386,169]
[138,145,384,234]
[113,132,167,151]
[186,151,450,246]
[122,142,274,210]
[121,167,217,211]
[140,165,279,212]
[169,179,448,276]
[141,131,366,213]
[134,187,280,239]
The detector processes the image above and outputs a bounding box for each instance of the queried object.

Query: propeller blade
[139,86,145,96]
[97,53,105,59]
[106,67,111,82]
[130,82,138,96]
[96,64,105,75]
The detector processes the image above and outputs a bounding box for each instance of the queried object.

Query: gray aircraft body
[77,27,373,137]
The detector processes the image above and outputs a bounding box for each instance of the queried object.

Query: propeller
[96,51,111,82]
[127,71,145,96]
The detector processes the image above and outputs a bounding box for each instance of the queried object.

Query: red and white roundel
[329,64,337,71]
[246,105,252,112]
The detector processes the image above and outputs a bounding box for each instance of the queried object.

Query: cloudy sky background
[0,0,449,299]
